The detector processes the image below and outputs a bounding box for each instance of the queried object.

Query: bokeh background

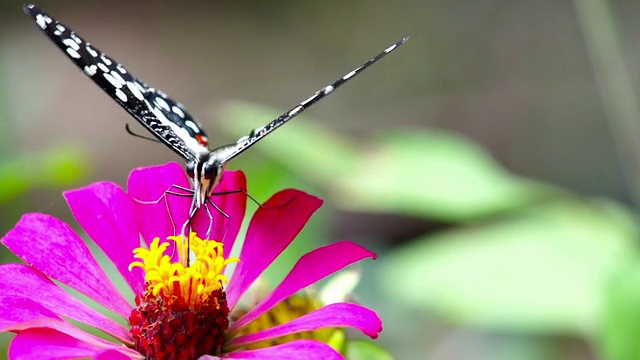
[2,1,640,359]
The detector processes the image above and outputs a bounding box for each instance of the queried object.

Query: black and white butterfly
[24,4,407,218]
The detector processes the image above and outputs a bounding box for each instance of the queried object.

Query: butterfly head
[186,155,224,209]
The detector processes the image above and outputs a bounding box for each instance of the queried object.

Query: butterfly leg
[134,184,193,237]
[211,188,261,208]
[169,191,229,240]
[212,188,298,210]
[203,198,231,241]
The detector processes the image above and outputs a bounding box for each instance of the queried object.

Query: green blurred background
[2,1,640,359]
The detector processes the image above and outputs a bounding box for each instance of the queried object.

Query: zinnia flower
[0,162,382,359]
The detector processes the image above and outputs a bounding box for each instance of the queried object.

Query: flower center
[128,234,238,360]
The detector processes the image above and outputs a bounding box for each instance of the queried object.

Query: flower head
[128,234,237,358]
[0,162,382,359]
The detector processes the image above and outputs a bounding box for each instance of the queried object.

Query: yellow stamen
[129,233,239,308]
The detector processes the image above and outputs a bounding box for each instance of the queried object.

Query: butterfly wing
[24,4,209,161]
[208,37,409,165]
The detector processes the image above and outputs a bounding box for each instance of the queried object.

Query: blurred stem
[574,0,640,207]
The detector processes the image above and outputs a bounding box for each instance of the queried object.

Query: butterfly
[24,4,407,218]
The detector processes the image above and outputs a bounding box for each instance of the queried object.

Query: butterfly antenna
[125,123,162,143]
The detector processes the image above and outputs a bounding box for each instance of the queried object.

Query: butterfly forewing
[213,37,409,165]
[24,4,208,161]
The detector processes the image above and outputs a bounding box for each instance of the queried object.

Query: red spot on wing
[196,134,208,146]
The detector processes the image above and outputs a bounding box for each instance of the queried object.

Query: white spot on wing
[300,94,316,106]
[71,33,82,44]
[384,43,397,53]
[63,38,79,50]
[289,105,303,116]
[115,89,127,102]
[154,97,170,111]
[103,72,123,89]
[35,14,47,29]
[100,55,112,65]
[127,81,144,100]
[184,120,200,133]
[97,62,109,73]
[172,105,185,118]
[343,68,359,80]
[86,44,98,57]
[111,71,126,86]
[66,47,81,59]
[83,65,97,76]
[324,85,334,94]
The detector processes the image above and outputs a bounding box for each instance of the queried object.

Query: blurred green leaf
[219,102,559,222]
[0,147,89,203]
[336,130,560,221]
[40,148,88,186]
[346,339,394,360]
[599,262,640,360]
[327,329,347,355]
[380,199,640,335]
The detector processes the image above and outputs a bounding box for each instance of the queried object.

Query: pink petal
[0,297,141,359]
[215,340,342,359]
[226,189,323,308]
[1,212,132,318]
[64,181,146,295]
[127,162,191,244]
[9,327,138,360]
[0,297,138,359]
[230,241,376,332]
[228,302,382,348]
[0,264,130,342]
[95,349,139,360]
[0,296,62,330]
[10,328,103,360]
[0,297,135,356]
[190,170,247,252]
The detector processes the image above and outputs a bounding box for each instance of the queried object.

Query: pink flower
[0,163,382,359]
